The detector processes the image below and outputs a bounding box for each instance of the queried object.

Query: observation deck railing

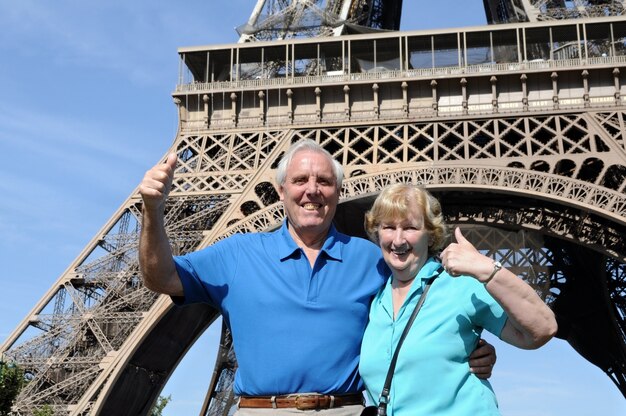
[174,55,626,94]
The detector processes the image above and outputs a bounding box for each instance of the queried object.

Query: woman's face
[377,205,431,282]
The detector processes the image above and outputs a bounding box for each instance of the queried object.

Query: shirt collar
[379,257,443,317]
[276,220,342,262]
[387,256,443,295]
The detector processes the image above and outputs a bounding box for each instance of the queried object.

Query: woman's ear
[373,227,382,245]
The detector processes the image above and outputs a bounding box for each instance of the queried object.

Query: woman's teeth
[392,247,409,255]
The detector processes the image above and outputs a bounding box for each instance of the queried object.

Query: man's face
[278,150,339,240]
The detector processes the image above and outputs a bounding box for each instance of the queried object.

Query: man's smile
[302,203,322,210]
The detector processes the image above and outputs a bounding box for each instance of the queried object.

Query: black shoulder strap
[376,265,443,416]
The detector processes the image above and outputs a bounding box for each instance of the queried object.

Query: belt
[238,393,364,410]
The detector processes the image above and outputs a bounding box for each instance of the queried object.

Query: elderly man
[139,139,496,415]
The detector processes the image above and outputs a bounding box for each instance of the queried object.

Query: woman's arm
[441,227,558,349]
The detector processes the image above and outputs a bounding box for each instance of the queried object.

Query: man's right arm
[138,153,184,297]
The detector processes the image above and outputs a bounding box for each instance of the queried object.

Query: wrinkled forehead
[287,150,336,176]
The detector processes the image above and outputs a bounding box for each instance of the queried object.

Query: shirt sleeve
[462,277,508,338]
[171,235,240,308]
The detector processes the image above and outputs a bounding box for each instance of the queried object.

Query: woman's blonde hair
[364,184,448,255]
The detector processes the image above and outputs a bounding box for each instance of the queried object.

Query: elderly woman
[359,184,557,415]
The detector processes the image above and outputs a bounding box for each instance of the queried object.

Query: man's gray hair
[275,139,344,189]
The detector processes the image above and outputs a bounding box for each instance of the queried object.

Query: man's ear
[277,185,284,201]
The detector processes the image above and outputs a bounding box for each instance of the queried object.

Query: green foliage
[0,361,24,416]
[150,395,172,416]
[33,405,54,416]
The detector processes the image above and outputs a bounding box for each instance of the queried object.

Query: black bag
[359,405,379,416]
[359,269,441,416]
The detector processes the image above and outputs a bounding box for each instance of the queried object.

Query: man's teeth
[303,203,320,210]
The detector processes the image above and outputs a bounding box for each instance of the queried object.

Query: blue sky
[0,1,624,414]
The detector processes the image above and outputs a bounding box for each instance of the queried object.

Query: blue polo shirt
[173,221,388,396]
[359,258,508,416]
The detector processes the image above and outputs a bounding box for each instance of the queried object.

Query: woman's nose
[392,228,404,245]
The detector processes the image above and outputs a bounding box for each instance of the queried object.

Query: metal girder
[237,0,404,42]
[485,0,626,23]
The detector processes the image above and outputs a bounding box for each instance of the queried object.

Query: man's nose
[305,178,319,193]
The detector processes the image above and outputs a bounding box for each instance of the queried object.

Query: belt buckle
[294,395,320,410]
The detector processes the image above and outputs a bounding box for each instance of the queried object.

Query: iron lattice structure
[237,0,403,42]
[2,2,626,415]
[484,0,626,23]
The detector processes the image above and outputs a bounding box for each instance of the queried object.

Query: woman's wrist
[483,260,502,285]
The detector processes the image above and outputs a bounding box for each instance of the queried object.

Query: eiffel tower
[2,1,626,415]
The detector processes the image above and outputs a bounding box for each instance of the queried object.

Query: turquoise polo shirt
[359,258,507,416]
[173,221,388,396]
